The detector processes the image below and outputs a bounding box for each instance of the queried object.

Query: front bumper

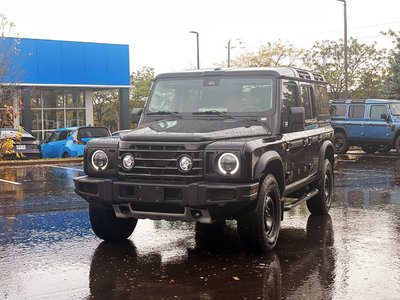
[74,176,258,221]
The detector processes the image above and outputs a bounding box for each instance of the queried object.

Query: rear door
[346,104,366,139]
[365,104,391,141]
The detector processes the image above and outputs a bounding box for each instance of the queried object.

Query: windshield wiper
[192,110,235,119]
[147,111,182,118]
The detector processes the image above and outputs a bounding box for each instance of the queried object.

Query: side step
[283,188,319,211]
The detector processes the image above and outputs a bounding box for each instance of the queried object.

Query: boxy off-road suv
[330,99,400,154]
[74,67,335,253]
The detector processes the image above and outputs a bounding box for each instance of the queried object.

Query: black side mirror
[380,113,389,121]
[132,108,143,124]
[288,107,305,132]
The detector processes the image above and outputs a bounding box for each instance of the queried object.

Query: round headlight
[91,150,108,171]
[218,153,239,175]
[178,155,193,173]
[122,154,135,171]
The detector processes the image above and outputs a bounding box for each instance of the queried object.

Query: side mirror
[288,107,305,132]
[132,108,143,124]
[380,113,389,121]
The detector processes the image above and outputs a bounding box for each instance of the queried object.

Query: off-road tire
[332,132,349,154]
[377,144,391,153]
[237,174,281,253]
[361,144,379,154]
[89,204,137,242]
[307,159,333,215]
[395,136,400,154]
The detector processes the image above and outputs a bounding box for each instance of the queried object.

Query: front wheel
[237,174,281,253]
[377,144,391,153]
[307,159,333,215]
[89,205,137,242]
[395,136,400,154]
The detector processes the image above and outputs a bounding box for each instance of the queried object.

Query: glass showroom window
[31,90,42,140]
[65,89,85,127]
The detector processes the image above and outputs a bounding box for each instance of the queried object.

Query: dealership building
[0,37,130,139]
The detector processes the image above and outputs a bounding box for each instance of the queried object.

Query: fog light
[178,155,193,172]
[122,154,135,171]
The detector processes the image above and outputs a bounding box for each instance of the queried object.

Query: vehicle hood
[121,119,270,142]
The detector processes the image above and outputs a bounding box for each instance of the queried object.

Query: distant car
[329,99,400,154]
[0,128,42,159]
[111,129,132,137]
[41,126,111,158]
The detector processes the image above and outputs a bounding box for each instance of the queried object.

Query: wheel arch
[333,126,348,138]
[254,151,285,195]
[319,140,335,173]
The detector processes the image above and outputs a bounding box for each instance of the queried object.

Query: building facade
[0,37,130,139]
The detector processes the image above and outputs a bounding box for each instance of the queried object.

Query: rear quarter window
[348,105,365,119]
[330,105,346,116]
[78,127,110,138]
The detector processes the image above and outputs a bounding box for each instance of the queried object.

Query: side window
[281,81,300,133]
[48,131,60,143]
[370,105,387,119]
[314,85,330,123]
[58,130,69,141]
[348,105,365,118]
[330,105,346,116]
[300,85,316,121]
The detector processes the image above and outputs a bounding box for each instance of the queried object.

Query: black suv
[74,67,334,253]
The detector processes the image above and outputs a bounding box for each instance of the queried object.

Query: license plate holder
[134,186,164,203]
[16,145,26,150]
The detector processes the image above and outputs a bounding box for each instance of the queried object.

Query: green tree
[302,38,388,99]
[229,40,304,68]
[92,89,119,132]
[382,30,400,99]
[130,66,154,109]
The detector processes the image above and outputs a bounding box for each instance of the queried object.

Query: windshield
[147,77,275,115]
[389,103,400,116]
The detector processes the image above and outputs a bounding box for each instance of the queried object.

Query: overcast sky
[3,0,400,75]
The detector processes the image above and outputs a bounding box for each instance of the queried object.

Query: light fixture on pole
[189,31,200,69]
[337,0,348,99]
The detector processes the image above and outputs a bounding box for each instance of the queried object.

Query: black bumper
[74,176,258,218]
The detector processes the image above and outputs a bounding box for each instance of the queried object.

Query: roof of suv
[155,67,326,83]
[329,99,400,104]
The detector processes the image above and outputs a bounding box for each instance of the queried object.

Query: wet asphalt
[0,153,399,300]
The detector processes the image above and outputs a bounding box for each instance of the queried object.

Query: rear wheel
[237,174,281,253]
[332,132,349,154]
[361,144,379,154]
[89,204,137,242]
[377,144,391,153]
[62,152,70,158]
[307,159,333,215]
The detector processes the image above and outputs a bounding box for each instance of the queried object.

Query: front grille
[118,143,204,182]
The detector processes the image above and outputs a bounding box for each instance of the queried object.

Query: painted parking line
[42,164,84,172]
[0,178,21,185]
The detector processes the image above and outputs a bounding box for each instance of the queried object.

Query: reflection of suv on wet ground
[330,99,400,154]
[74,67,335,253]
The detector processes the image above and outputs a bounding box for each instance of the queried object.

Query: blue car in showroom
[41,126,111,158]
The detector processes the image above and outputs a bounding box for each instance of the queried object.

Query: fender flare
[332,126,349,138]
[318,140,335,173]
[254,151,285,194]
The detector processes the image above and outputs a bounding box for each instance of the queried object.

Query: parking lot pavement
[0,158,399,299]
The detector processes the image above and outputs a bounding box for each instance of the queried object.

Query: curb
[0,158,83,167]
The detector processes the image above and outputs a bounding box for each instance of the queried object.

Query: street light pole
[189,31,200,69]
[227,39,231,68]
[337,0,348,99]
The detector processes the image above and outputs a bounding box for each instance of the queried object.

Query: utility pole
[189,31,200,69]
[337,0,348,99]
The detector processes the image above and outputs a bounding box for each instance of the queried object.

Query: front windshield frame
[144,76,277,118]
[389,103,400,116]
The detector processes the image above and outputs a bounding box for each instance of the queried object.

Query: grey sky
[3,0,400,74]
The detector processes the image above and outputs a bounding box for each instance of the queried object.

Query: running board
[283,188,319,211]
